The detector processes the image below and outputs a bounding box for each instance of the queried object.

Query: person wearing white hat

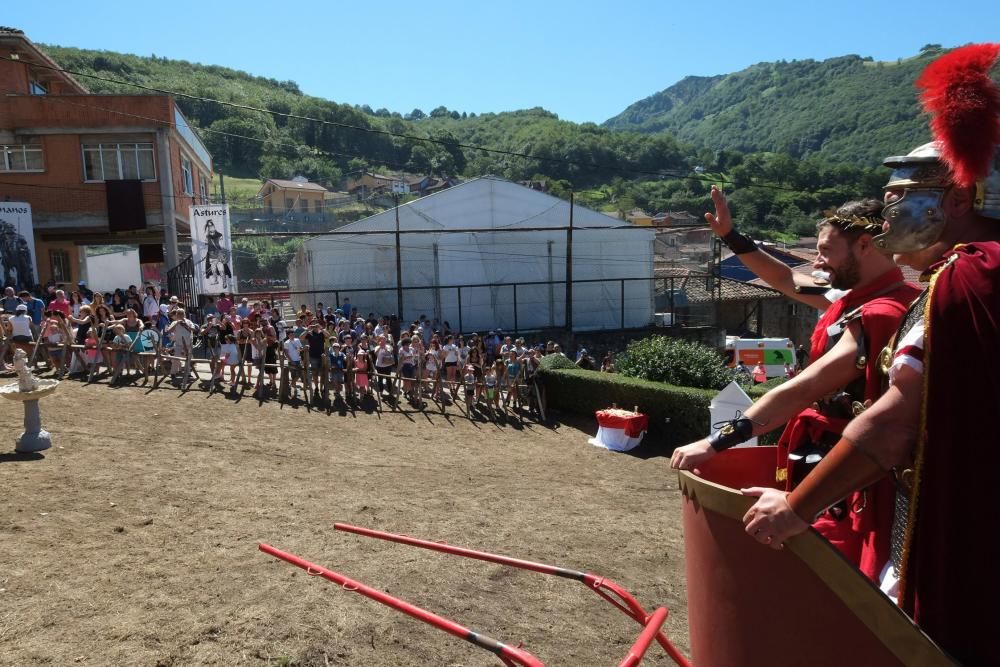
[10,302,34,357]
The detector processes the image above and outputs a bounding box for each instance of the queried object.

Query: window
[285,198,294,211]
[181,157,194,195]
[50,249,71,283]
[1,142,44,172]
[82,143,155,181]
[30,80,48,95]
[313,199,322,213]
[199,173,208,203]
[300,198,309,213]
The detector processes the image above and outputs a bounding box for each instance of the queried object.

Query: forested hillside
[42,44,908,241]
[603,46,972,164]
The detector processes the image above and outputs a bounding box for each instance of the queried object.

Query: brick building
[0,28,212,287]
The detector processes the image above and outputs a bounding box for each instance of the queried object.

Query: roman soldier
[743,43,1000,665]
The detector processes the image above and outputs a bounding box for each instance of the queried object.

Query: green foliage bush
[538,353,578,371]
[617,336,732,390]
[538,367,714,447]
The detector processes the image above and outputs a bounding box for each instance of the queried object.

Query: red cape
[902,241,1000,665]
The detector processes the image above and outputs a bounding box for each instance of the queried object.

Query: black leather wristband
[707,417,755,452]
[721,229,757,255]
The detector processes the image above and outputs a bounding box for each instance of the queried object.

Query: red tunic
[900,242,1000,665]
[780,268,921,580]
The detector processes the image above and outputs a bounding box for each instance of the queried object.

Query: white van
[724,336,795,378]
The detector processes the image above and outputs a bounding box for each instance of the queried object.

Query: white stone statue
[13,349,38,392]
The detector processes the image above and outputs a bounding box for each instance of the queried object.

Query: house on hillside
[651,210,701,227]
[346,171,459,199]
[626,209,653,226]
[258,176,328,218]
[0,27,213,287]
[346,172,399,197]
[405,175,459,196]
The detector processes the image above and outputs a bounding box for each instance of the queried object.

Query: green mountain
[603,47,961,165]
[39,44,894,244]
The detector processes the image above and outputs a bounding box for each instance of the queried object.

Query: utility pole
[219,171,227,204]
[565,191,574,333]
[393,189,404,321]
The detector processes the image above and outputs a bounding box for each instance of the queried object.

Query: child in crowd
[219,333,240,391]
[374,335,395,396]
[397,337,417,402]
[166,309,194,383]
[462,363,477,405]
[283,329,303,397]
[442,335,459,396]
[41,311,71,377]
[483,362,500,410]
[110,324,131,383]
[425,339,442,400]
[503,349,522,409]
[328,341,346,398]
[353,345,370,397]
[83,331,99,373]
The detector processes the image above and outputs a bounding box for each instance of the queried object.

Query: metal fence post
[457,286,463,334]
[513,284,518,334]
[619,279,625,330]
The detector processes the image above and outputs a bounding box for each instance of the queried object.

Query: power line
[1,53,800,191]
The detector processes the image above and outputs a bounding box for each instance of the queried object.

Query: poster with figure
[0,202,38,290]
[189,204,236,296]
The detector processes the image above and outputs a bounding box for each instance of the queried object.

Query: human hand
[704,185,734,237]
[670,439,716,471]
[741,487,810,549]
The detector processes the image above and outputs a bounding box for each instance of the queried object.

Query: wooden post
[279,349,289,402]
[321,351,330,403]
[302,344,312,404]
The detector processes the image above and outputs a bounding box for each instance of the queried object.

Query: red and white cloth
[589,408,648,452]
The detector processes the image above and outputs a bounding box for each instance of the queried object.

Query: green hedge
[538,367,714,447]
[747,376,788,398]
[538,366,789,450]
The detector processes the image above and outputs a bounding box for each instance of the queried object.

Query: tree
[405,108,427,120]
[429,106,450,118]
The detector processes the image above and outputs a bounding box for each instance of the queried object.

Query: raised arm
[709,186,830,310]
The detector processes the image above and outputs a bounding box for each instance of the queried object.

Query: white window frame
[1,142,45,172]
[30,80,48,95]
[81,143,156,182]
[181,156,194,195]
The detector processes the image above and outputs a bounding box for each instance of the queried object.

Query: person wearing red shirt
[672,192,920,579]
[48,289,71,317]
[217,292,234,315]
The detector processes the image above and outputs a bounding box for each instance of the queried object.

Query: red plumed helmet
[916,44,1000,188]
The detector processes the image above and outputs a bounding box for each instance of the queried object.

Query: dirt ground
[0,374,689,666]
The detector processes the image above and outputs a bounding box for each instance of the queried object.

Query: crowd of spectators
[1,282,615,416]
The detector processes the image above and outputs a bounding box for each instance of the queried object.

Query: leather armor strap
[721,229,757,255]
[787,436,887,522]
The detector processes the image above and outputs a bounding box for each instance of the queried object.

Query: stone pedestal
[15,399,52,453]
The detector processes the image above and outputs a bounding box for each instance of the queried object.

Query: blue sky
[9,1,999,123]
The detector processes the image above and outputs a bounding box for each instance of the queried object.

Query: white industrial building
[287,177,655,332]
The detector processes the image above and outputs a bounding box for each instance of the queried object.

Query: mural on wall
[189,204,236,295]
[0,202,38,290]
